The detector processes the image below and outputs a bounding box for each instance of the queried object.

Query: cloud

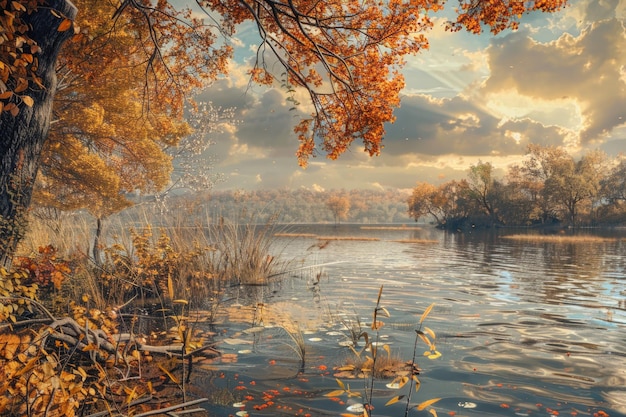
[481,18,626,145]
[383,94,567,157]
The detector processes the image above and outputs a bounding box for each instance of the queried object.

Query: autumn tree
[326,194,351,225]
[1,0,569,265]
[467,160,503,224]
[408,180,474,227]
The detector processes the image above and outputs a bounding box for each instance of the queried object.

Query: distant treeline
[408,144,626,229]
[136,188,414,225]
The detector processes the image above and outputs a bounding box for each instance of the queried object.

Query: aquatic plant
[327,285,441,416]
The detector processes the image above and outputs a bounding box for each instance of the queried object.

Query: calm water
[195,225,626,417]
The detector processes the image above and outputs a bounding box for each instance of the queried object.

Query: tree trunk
[93,216,103,266]
[0,0,77,268]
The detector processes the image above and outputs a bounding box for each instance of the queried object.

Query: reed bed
[502,234,618,243]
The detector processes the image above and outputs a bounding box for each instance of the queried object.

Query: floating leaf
[429,409,439,417]
[427,350,442,360]
[326,389,347,397]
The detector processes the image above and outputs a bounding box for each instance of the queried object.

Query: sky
[188,0,626,193]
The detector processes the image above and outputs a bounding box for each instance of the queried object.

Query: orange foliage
[1,0,569,166]
[15,245,71,290]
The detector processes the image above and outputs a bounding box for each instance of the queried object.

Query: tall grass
[21,207,290,319]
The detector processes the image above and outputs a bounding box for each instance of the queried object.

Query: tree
[467,160,500,224]
[326,194,351,225]
[1,0,569,265]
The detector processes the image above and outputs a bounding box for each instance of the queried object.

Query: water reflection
[198,225,626,416]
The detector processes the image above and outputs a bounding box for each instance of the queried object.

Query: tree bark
[0,0,77,268]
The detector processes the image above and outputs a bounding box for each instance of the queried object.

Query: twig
[133,398,209,417]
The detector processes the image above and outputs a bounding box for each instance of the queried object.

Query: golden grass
[502,234,618,243]
[317,236,380,241]
[393,239,438,244]
[360,226,421,230]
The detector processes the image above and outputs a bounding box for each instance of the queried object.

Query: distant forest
[131,188,414,225]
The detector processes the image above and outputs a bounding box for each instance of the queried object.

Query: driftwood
[84,397,209,417]
[114,333,220,359]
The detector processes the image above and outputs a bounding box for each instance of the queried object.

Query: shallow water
[194,225,626,417]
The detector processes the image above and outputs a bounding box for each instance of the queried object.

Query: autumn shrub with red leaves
[15,245,71,290]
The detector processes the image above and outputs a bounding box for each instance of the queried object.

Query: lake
[193,224,626,417]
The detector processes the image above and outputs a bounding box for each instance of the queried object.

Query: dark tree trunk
[0,0,77,268]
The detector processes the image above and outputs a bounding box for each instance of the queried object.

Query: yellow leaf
[383,344,391,357]
[58,18,73,32]
[416,397,441,411]
[418,332,431,347]
[419,303,435,324]
[427,350,442,360]
[173,299,188,305]
[429,409,439,417]
[168,276,174,300]
[157,362,179,384]
[336,378,346,390]
[385,395,404,406]
[325,389,346,397]
[423,326,436,340]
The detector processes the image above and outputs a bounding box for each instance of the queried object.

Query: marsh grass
[338,348,407,379]
[22,208,290,319]
[502,234,617,243]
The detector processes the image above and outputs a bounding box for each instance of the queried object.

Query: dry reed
[502,234,617,243]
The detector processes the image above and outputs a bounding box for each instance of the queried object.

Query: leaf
[417,331,431,347]
[58,18,73,32]
[385,395,405,406]
[157,362,179,384]
[325,389,346,397]
[383,344,391,357]
[168,276,174,300]
[420,303,435,324]
[416,397,441,411]
[12,1,26,11]
[423,326,436,340]
[336,378,346,390]
[429,409,439,417]
[427,350,442,360]
[413,375,421,391]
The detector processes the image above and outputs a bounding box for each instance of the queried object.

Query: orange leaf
[58,18,73,32]
[416,398,441,411]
